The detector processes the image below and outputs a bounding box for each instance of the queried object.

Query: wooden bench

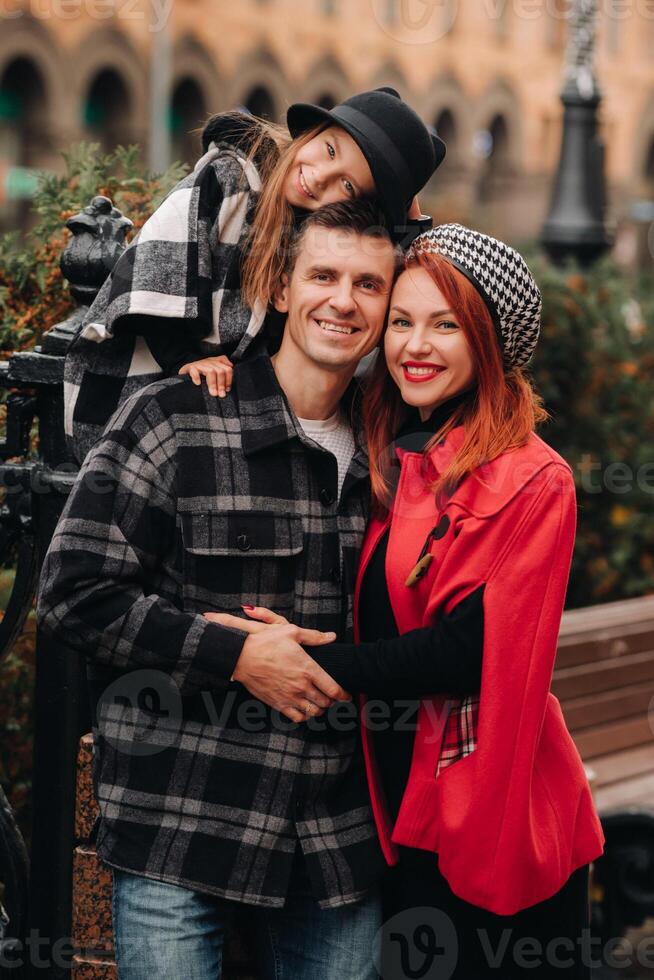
[71,594,654,976]
[552,594,654,941]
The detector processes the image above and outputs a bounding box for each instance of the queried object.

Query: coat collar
[234,350,300,457]
[234,347,367,471]
[417,425,568,519]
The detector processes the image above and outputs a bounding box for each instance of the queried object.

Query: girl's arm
[178,355,234,397]
[128,320,234,398]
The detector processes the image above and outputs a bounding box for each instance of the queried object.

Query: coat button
[330,566,341,584]
[433,514,450,540]
[236,533,251,552]
[320,488,335,507]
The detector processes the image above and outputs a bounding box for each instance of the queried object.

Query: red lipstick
[401,362,446,384]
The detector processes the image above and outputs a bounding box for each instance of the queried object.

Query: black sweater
[310,393,484,818]
[311,391,484,701]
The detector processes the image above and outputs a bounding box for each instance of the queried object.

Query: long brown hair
[364,251,548,514]
[198,110,327,313]
[240,124,328,311]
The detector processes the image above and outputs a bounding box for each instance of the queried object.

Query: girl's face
[384,266,476,421]
[284,125,376,210]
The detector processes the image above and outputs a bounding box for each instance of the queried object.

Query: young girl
[209,225,605,978]
[65,87,444,464]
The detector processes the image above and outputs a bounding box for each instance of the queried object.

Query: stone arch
[473,79,523,173]
[171,36,222,163]
[423,73,472,171]
[634,92,654,191]
[72,28,147,148]
[301,55,351,108]
[171,78,207,165]
[172,35,222,117]
[369,61,412,103]
[244,85,276,121]
[645,137,654,184]
[0,56,47,167]
[0,15,68,163]
[228,49,292,123]
[83,68,133,152]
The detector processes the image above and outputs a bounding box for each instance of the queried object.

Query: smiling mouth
[402,363,446,382]
[298,167,316,200]
[315,319,359,336]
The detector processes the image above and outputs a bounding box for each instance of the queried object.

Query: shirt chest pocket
[180,511,304,614]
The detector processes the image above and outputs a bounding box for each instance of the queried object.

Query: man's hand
[204,614,350,723]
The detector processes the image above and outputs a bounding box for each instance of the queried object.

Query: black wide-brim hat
[287,87,446,238]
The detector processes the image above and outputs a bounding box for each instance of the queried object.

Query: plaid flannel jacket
[38,348,385,909]
[64,115,267,467]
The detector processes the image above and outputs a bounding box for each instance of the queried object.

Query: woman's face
[384,266,476,421]
[284,125,376,210]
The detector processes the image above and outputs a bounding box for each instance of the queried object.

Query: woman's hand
[178,355,234,397]
[241,605,289,626]
[203,606,289,632]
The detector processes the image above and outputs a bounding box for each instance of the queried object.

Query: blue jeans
[111,854,381,980]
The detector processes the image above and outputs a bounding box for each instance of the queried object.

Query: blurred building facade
[1,0,653,255]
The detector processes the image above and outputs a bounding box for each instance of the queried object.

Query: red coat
[356,424,605,915]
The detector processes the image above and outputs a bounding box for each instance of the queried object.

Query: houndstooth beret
[407,224,542,369]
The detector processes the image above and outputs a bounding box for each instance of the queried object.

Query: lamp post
[541,0,612,266]
[148,5,172,173]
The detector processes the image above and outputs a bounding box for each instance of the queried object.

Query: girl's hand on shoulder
[178,355,234,398]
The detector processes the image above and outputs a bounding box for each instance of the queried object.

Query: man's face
[273,225,396,375]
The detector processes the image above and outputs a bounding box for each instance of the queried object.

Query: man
[37,200,399,979]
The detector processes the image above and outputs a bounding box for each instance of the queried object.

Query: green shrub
[0,142,188,354]
[528,254,654,607]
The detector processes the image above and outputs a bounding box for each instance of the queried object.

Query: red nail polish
[242,605,254,610]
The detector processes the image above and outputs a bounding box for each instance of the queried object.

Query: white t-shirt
[296,411,356,500]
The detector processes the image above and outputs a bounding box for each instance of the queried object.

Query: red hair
[364,251,548,514]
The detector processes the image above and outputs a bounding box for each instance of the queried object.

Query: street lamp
[541,0,612,266]
[148,5,172,173]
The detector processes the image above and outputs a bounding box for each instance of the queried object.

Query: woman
[209,225,605,978]
[65,87,443,464]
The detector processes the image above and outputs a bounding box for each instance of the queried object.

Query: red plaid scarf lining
[436,695,480,776]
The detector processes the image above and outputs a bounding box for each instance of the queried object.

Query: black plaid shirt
[37,348,385,909]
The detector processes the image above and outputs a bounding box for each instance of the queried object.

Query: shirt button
[295,798,304,814]
[236,533,251,552]
[330,566,341,584]
[320,488,335,507]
